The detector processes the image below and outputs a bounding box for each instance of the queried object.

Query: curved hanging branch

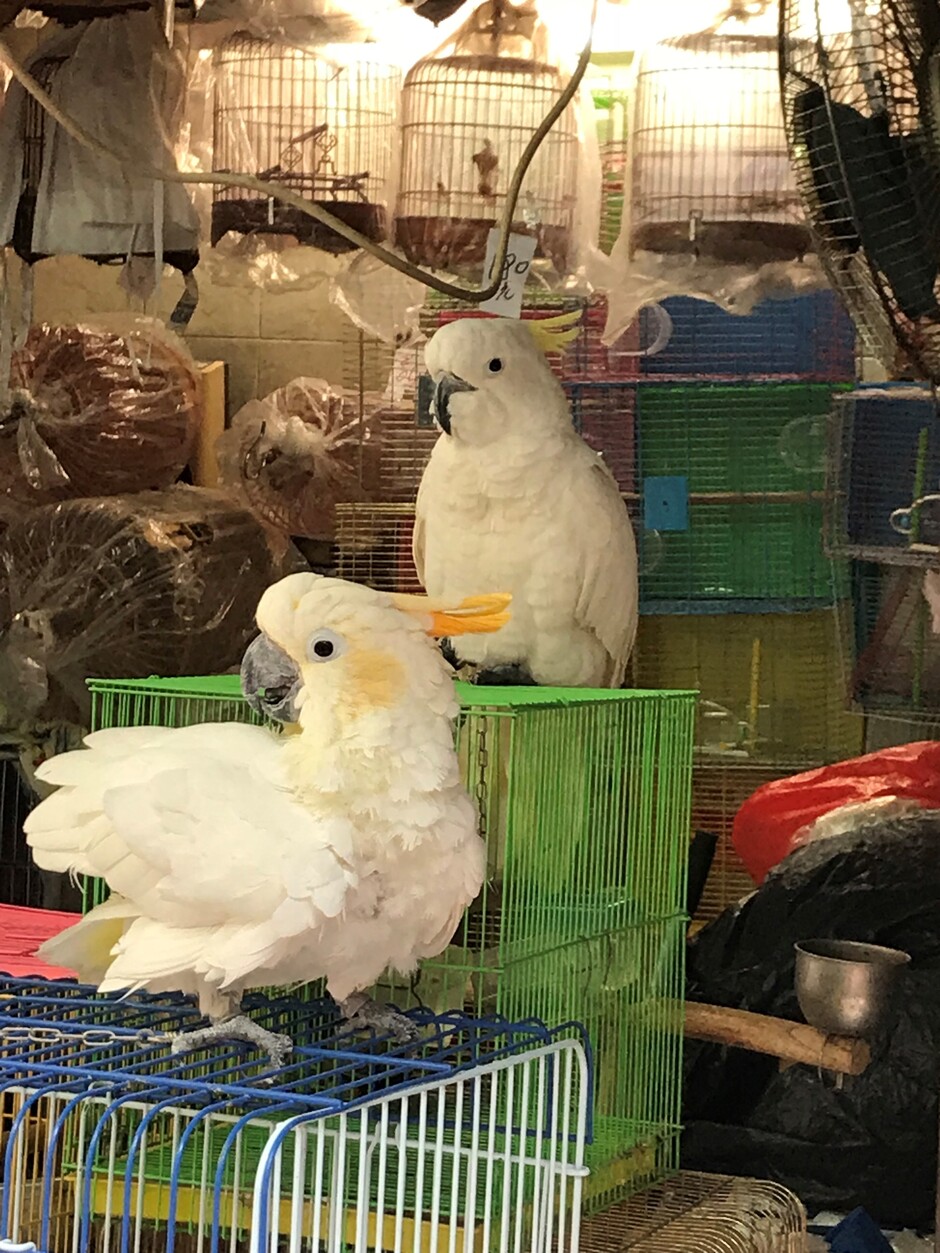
[0,2,597,304]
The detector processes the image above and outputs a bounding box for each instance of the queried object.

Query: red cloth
[732,741,940,884]
[0,903,79,979]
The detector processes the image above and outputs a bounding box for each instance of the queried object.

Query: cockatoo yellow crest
[26,573,509,1063]
[523,309,582,356]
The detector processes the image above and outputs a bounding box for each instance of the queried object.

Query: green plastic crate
[86,674,695,1208]
[638,382,850,603]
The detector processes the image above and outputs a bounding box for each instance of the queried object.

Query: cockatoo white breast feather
[26,575,509,1015]
[415,316,638,688]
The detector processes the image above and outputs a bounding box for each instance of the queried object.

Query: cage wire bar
[212,34,400,252]
[0,977,590,1253]
[84,673,694,1209]
[780,0,940,382]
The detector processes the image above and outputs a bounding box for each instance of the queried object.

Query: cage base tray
[211,199,387,253]
[395,215,569,274]
[632,220,811,266]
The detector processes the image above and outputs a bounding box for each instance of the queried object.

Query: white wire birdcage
[212,33,400,252]
[394,0,580,274]
[0,978,590,1253]
[630,32,809,265]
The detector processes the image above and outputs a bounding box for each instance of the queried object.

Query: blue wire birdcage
[0,976,590,1253]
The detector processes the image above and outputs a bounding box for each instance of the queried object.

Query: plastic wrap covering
[684,811,940,1228]
[393,0,599,282]
[0,10,199,270]
[216,377,381,541]
[1,318,201,504]
[731,742,940,883]
[0,487,299,727]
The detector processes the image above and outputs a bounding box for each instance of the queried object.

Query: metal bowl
[794,939,911,1038]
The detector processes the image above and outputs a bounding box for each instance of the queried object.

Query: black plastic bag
[683,811,940,1228]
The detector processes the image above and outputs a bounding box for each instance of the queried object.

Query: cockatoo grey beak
[240,634,302,724]
[431,371,477,435]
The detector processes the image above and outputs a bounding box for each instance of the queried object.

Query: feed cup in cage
[394,0,580,274]
[212,33,400,253]
[631,33,810,265]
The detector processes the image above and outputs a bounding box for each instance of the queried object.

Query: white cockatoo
[414,313,638,688]
[25,573,510,1066]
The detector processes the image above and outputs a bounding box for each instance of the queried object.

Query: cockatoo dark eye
[305,629,346,663]
[487,358,503,373]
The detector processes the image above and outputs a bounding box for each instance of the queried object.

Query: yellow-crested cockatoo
[25,573,510,1066]
[414,313,638,688]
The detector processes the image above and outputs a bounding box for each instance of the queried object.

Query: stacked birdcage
[625,288,862,921]
[827,384,940,725]
[212,32,400,252]
[0,976,590,1253]
[84,672,695,1208]
[589,53,633,253]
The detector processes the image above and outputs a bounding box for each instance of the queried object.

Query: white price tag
[479,230,537,319]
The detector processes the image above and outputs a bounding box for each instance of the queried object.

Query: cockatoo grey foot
[170,1015,294,1070]
[338,994,421,1044]
[473,663,537,686]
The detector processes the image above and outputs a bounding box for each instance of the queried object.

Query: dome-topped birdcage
[630,31,810,265]
[211,31,400,252]
[394,0,580,274]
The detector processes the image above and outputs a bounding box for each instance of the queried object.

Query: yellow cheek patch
[339,648,407,720]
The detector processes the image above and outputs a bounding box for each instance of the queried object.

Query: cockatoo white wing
[568,455,639,688]
[26,721,357,941]
[413,472,429,588]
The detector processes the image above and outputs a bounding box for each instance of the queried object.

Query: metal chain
[475,717,490,845]
[0,1026,173,1047]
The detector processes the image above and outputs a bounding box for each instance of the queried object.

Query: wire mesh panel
[632,607,863,764]
[637,381,847,606]
[780,0,940,381]
[84,674,695,1208]
[579,1170,806,1253]
[0,979,589,1253]
[639,291,856,381]
[394,0,580,274]
[828,384,940,563]
[212,34,400,251]
[631,33,809,265]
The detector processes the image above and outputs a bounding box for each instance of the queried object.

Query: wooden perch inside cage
[684,1002,871,1076]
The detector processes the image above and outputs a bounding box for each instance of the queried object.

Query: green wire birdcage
[84,674,695,1209]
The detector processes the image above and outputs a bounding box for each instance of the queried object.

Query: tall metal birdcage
[589,53,633,254]
[780,0,940,382]
[828,385,940,720]
[84,673,696,1208]
[630,31,809,265]
[0,977,590,1253]
[212,33,400,252]
[0,755,41,908]
[394,0,580,274]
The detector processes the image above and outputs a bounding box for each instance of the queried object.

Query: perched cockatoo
[414,313,638,688]
[25,573,510,1066]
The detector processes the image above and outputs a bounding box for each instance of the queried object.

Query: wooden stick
[685,1002,871,1076]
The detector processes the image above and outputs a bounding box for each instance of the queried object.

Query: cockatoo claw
[338,995,422,1045]
[170,1015,294,1072]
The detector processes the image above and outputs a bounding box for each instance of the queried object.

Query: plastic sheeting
[216,377,382,541]
[0,486,301,728]
[0,10,199,270]
[1,318,200,506]
[684,810,940,1229]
